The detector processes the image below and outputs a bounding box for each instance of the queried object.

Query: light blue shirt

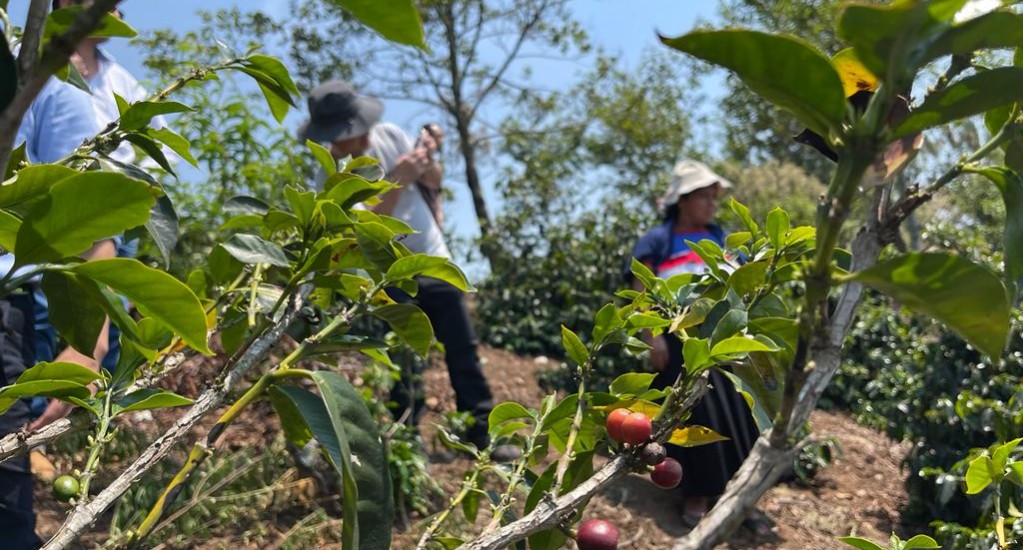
[89,48,164,164]
[14,78,99,164]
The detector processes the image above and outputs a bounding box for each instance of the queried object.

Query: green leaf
[926,10,1023,61]
[965,455,997,494]
[592,303,623,343]
[221,234,290,268]
[972,167,1023,292]
[3,142,27,181]
[726,231,753,249]
[661,30,845,136]
[727,261,769,297]
[17,361,103,385]
[113,389,192,414]
[711,336,779,358]
[120,101,192,132]
[15,172,155,265]
[267,386,314,448]
[561,326,588,366]
[41,271,105,356]
[766,208,790,250]
[0,165,77,209]
[45,6,137,39]
[850,252,1010,358]
[1007,462,1023,487]
[683,337,711,374]
[0,361,103,414]
[124,133,177,175]
[234,66,295,123]
[307,139,337,176]
[243,54,299,98]
[0,210,20,250]
[993,437,1022,472]
[609,373,657,397]
[354,221,401,270]
[146,127,198,167]
[729,197,759,236]
[893,68,1023,139]
[328,0,426,48]
[710,308,748,346]
[145,194,179,268]
[837,537,887,550]
[462,489,480,523]
[70,258,210,354]
[902,535,940,549]
[488,402,534,434]
[625,312,672,331]
[224,196,271,217]
[274,371,393,550]
[371,303,433,356]
[0,34,15,114]
[387,255,447,281]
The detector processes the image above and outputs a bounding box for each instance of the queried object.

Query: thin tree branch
[467,0,550,120]
[16,0,50,76]
[0,0,124,171]
[0,349,193,463]
[455,376,709,550]
[41,290,307,550]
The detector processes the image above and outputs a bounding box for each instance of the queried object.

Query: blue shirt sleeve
[626,226,665,282]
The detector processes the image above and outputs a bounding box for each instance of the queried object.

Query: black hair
[663,202,679,223]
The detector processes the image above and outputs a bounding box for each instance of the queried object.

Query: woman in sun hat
[628,160,766,532]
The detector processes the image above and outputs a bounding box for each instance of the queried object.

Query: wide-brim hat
[297,80,383,143]
[661,159,733,206]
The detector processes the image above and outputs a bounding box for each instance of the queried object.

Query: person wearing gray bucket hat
[627,160,765,532]
[298,80,384,145]
[300,80,517,462]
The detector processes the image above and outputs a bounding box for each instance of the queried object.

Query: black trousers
[0,294,43,550]
[654,335,759,498]
[387,277,495,446]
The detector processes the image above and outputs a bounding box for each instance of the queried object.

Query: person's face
[329,133,370,159]
[677,183,721,227]
[58,0,121,45]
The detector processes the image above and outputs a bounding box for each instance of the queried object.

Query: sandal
[680,512,703,529]
[741,510,773,536]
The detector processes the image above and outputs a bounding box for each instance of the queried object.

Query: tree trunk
[672,227,884,550]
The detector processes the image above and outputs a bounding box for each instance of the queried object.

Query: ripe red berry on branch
[620,411,652,445]
[605,408,631,442]
[651,457,683,489]
[576,519,619,550]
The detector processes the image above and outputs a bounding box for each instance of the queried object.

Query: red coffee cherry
[651,457,683,489]
[605,408,631,443]
[577,519,619,550]
[620,412,652,445]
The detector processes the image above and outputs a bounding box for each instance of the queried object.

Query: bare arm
[28,239,116,431]
[372,127,441,217]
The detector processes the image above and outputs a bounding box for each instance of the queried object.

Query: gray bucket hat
[297,80,383,143]
[660,160,733,206]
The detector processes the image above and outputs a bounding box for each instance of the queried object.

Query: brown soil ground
[33,345,915,549]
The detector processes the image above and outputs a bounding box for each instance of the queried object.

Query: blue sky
[7,0,724,275]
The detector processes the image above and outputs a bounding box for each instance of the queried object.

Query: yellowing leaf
[832,48,878,97]
[593,399,661,419]
[669,425,730,447]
